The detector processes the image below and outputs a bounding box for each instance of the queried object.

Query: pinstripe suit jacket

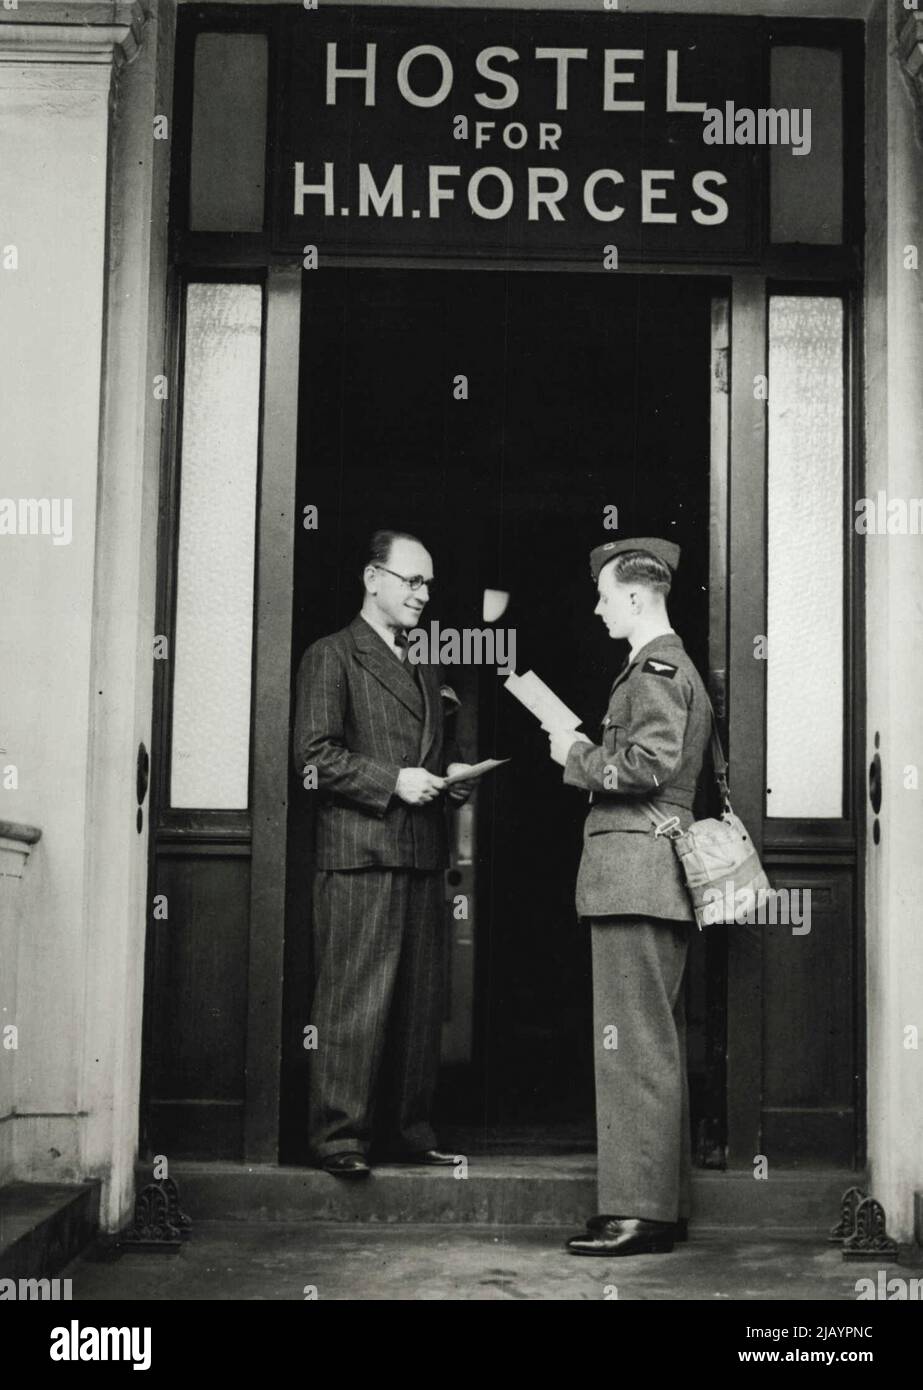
[293,614,460,871]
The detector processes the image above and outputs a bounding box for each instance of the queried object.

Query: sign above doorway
[274,8,766,259]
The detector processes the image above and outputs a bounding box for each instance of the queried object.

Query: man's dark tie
[393,630,409,662]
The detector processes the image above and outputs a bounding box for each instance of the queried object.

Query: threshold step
[140,1160,859,1230]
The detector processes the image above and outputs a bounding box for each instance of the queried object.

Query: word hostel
[318,40,710,112]
[3,0,923,1271]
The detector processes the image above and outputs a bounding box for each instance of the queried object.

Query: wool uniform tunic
[563,631,711,922]
[563,628,711,1224]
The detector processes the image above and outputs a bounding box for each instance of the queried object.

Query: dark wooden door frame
[245,261,862,1166]
[144,258,861,1167]
[245,264,302,1161]
[726,274,768,1165]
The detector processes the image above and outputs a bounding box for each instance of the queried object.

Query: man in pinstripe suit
[293,530,474,1177]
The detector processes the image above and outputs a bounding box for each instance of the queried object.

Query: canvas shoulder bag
[641,698,775,930]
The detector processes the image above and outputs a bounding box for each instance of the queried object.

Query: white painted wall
[0,48,111,1183]
[864,0,923,1245]
[0,2,172,1229]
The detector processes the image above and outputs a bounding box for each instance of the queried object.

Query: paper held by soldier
[443,758,510,788]
[504,670,583,732]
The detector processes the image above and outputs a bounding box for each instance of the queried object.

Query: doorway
[142,7,864,1178]
[280,268,723,1162]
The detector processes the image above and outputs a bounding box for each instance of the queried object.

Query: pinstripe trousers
[590,916,692,1224]
[309,867,446,1160]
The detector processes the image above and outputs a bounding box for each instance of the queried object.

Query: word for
[456,119,563,149]
[50,1322,151,1371]
[702,104,812,156]
[293,162,729,225]
[322,44,709,114]
[0,497,72,546]
[405,622,516,672]
[854,492,923,534]
[699,884,811,934]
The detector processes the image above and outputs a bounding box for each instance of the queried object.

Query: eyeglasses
[373,565,435,594]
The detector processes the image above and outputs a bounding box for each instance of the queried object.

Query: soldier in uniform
[548,537,711,1256]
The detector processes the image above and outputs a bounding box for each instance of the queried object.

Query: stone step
[146,1159,859,1231]
[0,1181,100,1280]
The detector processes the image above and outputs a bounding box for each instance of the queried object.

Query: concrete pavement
[63,1222,923,1301]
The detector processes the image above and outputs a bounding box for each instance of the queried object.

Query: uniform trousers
[309,867,445,1160]
[590,915,692,1224]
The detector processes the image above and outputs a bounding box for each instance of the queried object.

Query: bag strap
[706,694,731,806]
[643,693,729,831]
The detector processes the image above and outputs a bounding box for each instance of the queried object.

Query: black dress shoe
[396,1149,459,1166]
[586,1213,688,1242]
[566,1217,675,1256]
[321,1151,371,1178]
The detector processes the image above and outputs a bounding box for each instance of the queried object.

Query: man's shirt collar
[360,611,406,661]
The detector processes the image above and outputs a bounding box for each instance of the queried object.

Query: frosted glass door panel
[766,296,844,819]
[170,282,262,810]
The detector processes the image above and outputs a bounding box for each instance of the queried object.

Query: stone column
[863,0,923,1244]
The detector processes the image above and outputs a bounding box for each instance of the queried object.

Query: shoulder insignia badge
[643,658,678,678]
